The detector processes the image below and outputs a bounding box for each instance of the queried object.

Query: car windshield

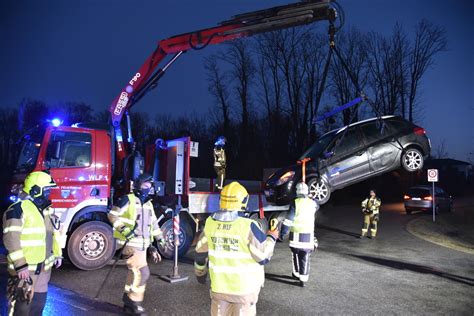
[15,129,45,173]
[299,131,336,160]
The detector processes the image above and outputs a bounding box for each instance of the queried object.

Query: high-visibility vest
[204,216,264,295]
[290,198,316,234]
[112,194,156,248]
[5,200,59,272]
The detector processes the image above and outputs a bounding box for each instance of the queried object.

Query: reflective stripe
[209,262,261,274]
[109,210,121,216]
[209,249,253,260]
[113,220,124,228]
[3,226,22,233]
[20,240,45,247]
[7,264,40,272]
[8,250,24,261]
[194,262,206,270]
[22,227,46,234]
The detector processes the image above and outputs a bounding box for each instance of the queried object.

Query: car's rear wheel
[402,148,424,171]
[307,178,331,205]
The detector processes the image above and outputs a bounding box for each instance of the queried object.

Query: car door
[360,120,399,173]
[324,126,370,188]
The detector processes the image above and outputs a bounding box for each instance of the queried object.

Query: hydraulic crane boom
[108,0,337,160]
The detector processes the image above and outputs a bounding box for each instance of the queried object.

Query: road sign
[427,169,438,182]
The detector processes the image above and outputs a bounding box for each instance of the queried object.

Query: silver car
[265,116,431,205]
[404,185,453,214]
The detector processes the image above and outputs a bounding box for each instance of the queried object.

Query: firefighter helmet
[23,171,56,198]
[134,173,154,190]
[296,182,309,196]
[214,136,227,147]
[220,182,249,211]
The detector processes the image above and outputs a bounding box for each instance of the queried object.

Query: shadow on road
[318,224,361,239]
[349,254,474,287]
[265,273,301,287]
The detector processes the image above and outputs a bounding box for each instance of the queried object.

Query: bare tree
[204,56,232,137]
[407,19,447,122]
[434,139,449,159]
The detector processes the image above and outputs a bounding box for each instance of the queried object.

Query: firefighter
[3,170,62,315]
[108,173,164,315]
[360,189,381,239]
[280,182,318,287]
[194,181,279,316]
[213,136,227,191]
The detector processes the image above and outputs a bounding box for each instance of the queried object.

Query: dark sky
[1,0,473,162]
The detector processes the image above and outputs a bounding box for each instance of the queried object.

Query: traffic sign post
[427,169,438,222]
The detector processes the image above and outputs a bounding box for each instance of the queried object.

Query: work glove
[148,246,161,264]
[54,257,63,269]
[373,214,379,221]
[120,226,135,240]
[266,218,280,241]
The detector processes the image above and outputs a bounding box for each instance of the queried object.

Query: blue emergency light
[51,118,62,127]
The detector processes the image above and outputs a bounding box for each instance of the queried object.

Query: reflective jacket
[289,197,318,249]
[2,199,62,274]
[195,215,276,295]
[108,193,163,250]
[361,197,381,215]
[213,147,226,168]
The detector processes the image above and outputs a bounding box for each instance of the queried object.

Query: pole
[432,182,436,222]
[159,195,189,283]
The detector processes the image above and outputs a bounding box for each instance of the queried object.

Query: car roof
[407,185,443,190]
[321,115,398,137]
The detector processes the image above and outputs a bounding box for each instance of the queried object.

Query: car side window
[360,121,390,144]
[330,128,362,157]
[45,131,92,168]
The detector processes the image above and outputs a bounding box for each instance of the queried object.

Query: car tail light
[413,127,426,135]
[424,196,433,201]
[403,195,410,200]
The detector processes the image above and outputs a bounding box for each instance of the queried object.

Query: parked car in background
[265,116,431,205]
[404,185,453,214]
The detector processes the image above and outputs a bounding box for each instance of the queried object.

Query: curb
[406,214,474,255]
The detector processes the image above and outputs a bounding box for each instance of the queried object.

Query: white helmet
[296,182,309,196]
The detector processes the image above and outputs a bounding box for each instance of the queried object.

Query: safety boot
[299,281,306,287]
[122,294,147,315]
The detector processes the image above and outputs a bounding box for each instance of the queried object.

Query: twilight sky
[1,0,473,162]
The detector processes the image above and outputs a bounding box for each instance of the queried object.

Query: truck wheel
[157,218,194,259]
[307,177,331,205]
[250,213,269,232]
[67,221,115,271]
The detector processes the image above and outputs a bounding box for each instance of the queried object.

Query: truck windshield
[15,130,45,173]
[299,131,336,160]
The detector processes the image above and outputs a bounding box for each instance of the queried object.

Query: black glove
[373,214,379,221]
[148,246,161,264]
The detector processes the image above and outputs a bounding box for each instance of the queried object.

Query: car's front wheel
[307,177,331,205]
[401,148,424,172]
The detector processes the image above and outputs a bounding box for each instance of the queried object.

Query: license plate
[412,197,421,200]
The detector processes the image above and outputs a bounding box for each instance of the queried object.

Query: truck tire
[250,213,269,232]
[67,221,115,271]
[157,218,194,259]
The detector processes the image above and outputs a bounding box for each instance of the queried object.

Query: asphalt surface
[1,199,473,315]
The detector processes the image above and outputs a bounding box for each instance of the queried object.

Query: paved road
[1,201,473,315]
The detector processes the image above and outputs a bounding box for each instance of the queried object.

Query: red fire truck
[9,1,338,270]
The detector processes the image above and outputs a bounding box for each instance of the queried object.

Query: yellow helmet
[23,171,56,198]
[220,182,249,211]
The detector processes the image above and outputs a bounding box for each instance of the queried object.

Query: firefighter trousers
[290,247,311,282]
[214,166,226,190]
[7,267,51,316]
[210,291,260,316]
[123,247,149,303]
[361,213,378,237]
